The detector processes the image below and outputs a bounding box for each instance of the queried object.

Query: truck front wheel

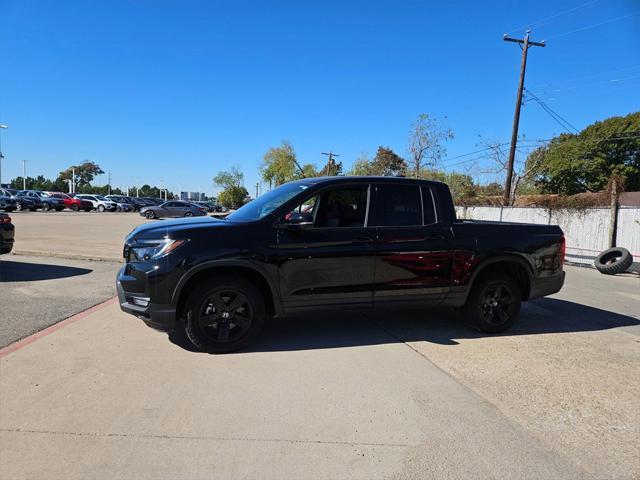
[463,273,521,333]
[183,275,265,354]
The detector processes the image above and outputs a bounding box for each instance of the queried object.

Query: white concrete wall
[455,206,640,266]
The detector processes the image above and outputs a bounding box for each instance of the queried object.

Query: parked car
[45,192,93,212]
[15,190,43,211]
[75,194,118,212]
[0,188,36,212]
[106,195,145,211]
[140,197,165,206]
[117,176,566,354]
[139,201,207,219]
[194,201,216,212]
[0,213,15,254]
[211,204,228,213]
[104,195,134,212]
[0,193,17,212]
[127,197,150,210]
[18,190,65,211]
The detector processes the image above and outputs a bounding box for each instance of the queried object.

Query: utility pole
[107,172,112,195]
[255,182,259,199]
[72,167,76,193]
[502,30,545,206]
[321,151,340,176]
[21,160,27,190]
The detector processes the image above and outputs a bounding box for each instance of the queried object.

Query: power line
[546,10,640,40]
[528,65,640,90]
[524,88,580,134]
[506,0,600,35]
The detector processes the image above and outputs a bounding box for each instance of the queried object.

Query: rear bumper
[116,266,177,331]
[1,223,15,254]
[529,270,565,300]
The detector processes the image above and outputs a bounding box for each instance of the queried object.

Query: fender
[448,252,535,306]
[170,259,284,316]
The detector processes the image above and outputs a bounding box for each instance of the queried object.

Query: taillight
[0,216,11,224]
[558,235,566,265]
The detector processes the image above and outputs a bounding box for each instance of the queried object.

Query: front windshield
[227,181,313,222]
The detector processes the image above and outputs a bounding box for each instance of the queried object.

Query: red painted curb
[0,297,118,359]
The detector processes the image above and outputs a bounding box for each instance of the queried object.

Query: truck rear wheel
[183,275,265,353]
[463,273,521,333]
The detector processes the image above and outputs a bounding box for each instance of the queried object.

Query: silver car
[139,201,207,219]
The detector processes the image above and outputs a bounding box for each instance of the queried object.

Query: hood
[127,216,230,241]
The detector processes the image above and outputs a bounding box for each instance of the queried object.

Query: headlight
[130,239,186,261]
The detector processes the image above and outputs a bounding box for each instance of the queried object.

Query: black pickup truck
[117,176,565,353]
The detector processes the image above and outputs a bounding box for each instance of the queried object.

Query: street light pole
[21,160,27,190]
[0,124,8,186]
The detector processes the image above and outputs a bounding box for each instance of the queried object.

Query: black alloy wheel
[463,273,521,333]
[15,203,23,212]
[184,276,265,353]
[42,202,51,212]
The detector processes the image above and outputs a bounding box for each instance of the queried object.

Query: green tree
[370,146,407,176]
[527,112,640,194]
[261,141,300,186]
[214,167,248,208]
[58,161,104,190]
[319,157,342,176]
[349,152,373,175]
[407,114,454,178]
[348,148,407,176]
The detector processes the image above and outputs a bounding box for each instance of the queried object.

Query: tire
[29,207,38,212]
[97,204,105,212]
[84,208,92,212]
[3,207,14,212]
[184,211,193,217]
[42,203,51,212]
[15,203,23,212]
[71,204,79,212]
[184,275,265,354]
[145,210,156,219]
[594,247,633,275]
[463,273,521,334]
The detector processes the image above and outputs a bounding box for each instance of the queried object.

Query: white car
[76,194,118,212]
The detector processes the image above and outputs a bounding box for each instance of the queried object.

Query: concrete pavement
[9,211,150,261]
[0,266,638,479]
[0,255,120,347]
[0,301,585,480]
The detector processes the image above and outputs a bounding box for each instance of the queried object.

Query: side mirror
[276,211,314,230]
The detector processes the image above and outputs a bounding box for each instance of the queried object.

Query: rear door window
[370,184,423,227]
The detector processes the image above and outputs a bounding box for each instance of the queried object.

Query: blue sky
[1,0,639,196]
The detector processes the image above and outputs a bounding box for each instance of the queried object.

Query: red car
[45,192,93,212]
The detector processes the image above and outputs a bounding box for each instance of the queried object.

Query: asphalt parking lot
[1,213,639,479]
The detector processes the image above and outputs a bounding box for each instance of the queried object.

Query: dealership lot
[1,213,639,479]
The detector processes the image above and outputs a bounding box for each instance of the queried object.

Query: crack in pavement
[0,428,413,448]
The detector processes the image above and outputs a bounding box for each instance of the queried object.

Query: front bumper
[116,266,177,331]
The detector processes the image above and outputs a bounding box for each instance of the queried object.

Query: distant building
[180,191,204,201]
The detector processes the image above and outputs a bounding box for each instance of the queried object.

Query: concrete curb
[0,297,118,358]
[10,250,123,263]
